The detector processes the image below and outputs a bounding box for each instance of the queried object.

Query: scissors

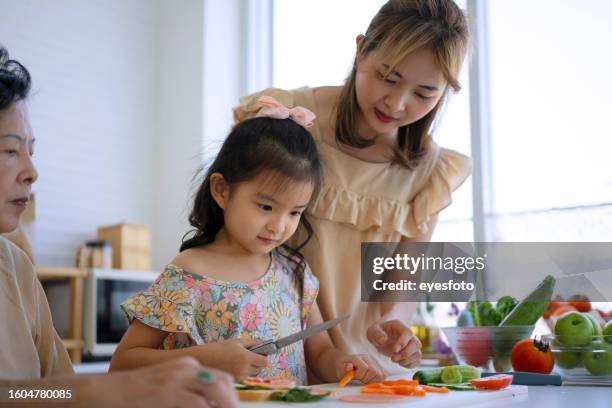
[248,315,349,355]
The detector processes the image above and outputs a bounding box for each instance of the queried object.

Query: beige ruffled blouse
[0,237,74,380]
[234,87,471,375]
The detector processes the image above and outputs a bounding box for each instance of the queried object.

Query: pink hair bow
[257,95,316,128]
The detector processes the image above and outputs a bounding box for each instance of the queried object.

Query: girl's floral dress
[120,248,319,384]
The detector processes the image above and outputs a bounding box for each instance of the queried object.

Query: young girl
[110,102,385,385]
[233,0,471,377]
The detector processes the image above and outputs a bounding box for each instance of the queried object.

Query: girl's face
[354,44,447,139]
[212,171,314,256]
[0,102,38,234]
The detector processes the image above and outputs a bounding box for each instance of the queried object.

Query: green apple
[554,311,593,346]
[551,339,582,369]
[604,321,612,345]
[555,350,582,369]
[584,313,602,336]
[583,341,612,376]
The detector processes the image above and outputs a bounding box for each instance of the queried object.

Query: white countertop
[476,385,609,408]
[75,362,610,407]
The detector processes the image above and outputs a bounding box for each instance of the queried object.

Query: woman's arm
[364,214,438,367]
[109,320,268,380]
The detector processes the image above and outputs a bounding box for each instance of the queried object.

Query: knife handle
[247,339,278,356]
[482,371,562,386]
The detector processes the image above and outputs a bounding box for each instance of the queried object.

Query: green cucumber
[499,275,556,326]
[413,367,443,384]
[441,366,463,384]
[427,382,476,391]
[413,365,480,385]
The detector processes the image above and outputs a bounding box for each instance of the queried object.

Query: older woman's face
[0,102,37,234]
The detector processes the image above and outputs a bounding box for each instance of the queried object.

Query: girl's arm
[109,319,268,380]
[304,302,384,384]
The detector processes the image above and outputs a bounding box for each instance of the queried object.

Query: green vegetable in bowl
[468,301,500,326]
[499,275,555,326]
[495,296,518,322]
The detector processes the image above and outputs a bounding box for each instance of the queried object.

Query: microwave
[83,268,158,357]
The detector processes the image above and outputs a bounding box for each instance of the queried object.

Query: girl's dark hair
[0,45,31,110]
[181,117,324,262]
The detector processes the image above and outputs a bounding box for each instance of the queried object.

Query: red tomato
[511,338,554,374]
[568,295,591,312]
[543,301,566,319]
[550,305,578,318]
[469,374,513,390]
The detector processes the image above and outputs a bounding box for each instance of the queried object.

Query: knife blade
[248,315,349,355]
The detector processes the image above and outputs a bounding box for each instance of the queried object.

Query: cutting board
[239,379,528,407]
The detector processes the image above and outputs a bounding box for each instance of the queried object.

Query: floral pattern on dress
[120,248,319,384]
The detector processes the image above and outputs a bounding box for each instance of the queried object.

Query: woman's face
[354,44,447,138]
[0,102,37,234]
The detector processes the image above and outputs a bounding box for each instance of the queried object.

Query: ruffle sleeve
[411,148,472,235]
[308,148,471,237]
[233,87,296,124]
[120,265,203,344]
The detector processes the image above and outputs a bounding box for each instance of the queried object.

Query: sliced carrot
[361,387,396,395]
[339,370,356,387]
[383,379,418,386]
[412,386,427,397]
[390,385,418,395]
[420,385,449,393]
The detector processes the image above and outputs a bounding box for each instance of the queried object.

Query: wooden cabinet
[35,267,87,364]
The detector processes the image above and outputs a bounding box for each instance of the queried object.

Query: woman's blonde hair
[335,0,469,168]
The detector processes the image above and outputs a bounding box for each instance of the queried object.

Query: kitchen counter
[239,374,610,407]
[479,385,609,408]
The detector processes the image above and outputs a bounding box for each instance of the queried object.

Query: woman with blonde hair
[234,0,471,378]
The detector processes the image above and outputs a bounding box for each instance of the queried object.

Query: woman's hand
[200,338,269,381]
[334,354,385,384]
[86,357,239,408]
[366,319,422,368]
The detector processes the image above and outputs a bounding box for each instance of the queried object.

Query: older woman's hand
[366,319,422,368]
[90,357,239,408]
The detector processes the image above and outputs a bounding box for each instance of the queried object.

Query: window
[486,0,612,241]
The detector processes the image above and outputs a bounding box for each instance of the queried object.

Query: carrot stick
[390,385,419,395]
[339,370,356,387]
[361,387,396,395]
[420,385,450,393]
[383,379,419,386]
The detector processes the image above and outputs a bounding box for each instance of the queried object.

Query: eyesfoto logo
[372,253,486,275]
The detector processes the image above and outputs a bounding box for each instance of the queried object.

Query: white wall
[0,0,247,270]
[0,0,160,266]
[152,0,246,269]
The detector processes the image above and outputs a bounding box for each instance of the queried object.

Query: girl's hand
[366,319,422,368]
[335,354,385,384]
[201,338,269,381]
